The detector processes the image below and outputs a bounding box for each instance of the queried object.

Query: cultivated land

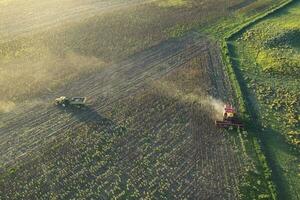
[1,35,246,199]
[228,1,300,199]
[0,0,153,43]
[0,0,295,199]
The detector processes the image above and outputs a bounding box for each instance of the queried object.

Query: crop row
[1,52,245,199]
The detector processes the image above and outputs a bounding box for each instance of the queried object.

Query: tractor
[55,96,86,108]
[215,104,244,129]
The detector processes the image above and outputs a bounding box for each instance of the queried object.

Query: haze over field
[0,0,151,42]
[0,0,237,111]
[2,0,297,199]
[0,0,147,112]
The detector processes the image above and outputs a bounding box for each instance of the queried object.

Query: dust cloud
[0,101,16,113]
[0,50,105,103]
[199,96,225,120]
[153,80,225,120]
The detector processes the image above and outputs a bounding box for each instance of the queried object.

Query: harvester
[215,104,244,129]
[55,96,86,108]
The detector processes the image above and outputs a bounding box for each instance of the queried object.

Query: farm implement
[215,104,244,129]
[55,96,86,108]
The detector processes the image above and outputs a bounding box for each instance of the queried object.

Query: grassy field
[225,0,300,199]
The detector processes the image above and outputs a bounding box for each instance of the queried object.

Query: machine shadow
[58,105,126,134]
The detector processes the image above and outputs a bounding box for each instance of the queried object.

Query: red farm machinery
[215,104,244,129]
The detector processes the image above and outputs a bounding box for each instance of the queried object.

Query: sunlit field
[1,0,295,199]
[0,0,242,105]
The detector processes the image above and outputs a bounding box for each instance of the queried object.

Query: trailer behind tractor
[55,96,86,108]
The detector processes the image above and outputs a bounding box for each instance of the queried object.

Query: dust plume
[153,80,225,120]
[0,101,16,113]
[0,49,105,102]
[200,96,225,120]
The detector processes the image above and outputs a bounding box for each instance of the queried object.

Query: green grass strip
[220,0,295,199]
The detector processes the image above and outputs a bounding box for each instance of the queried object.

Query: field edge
[219,0,296,199]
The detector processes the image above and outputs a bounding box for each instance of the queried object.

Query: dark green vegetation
[219,0,300,199]
[0,0,297,199]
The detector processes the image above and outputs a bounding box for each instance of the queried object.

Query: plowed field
[0,33,245,199]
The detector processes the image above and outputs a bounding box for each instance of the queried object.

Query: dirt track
[0,32,244,199]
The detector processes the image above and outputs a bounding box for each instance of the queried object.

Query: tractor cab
[55,96,70,107]
[223,104,235,121]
